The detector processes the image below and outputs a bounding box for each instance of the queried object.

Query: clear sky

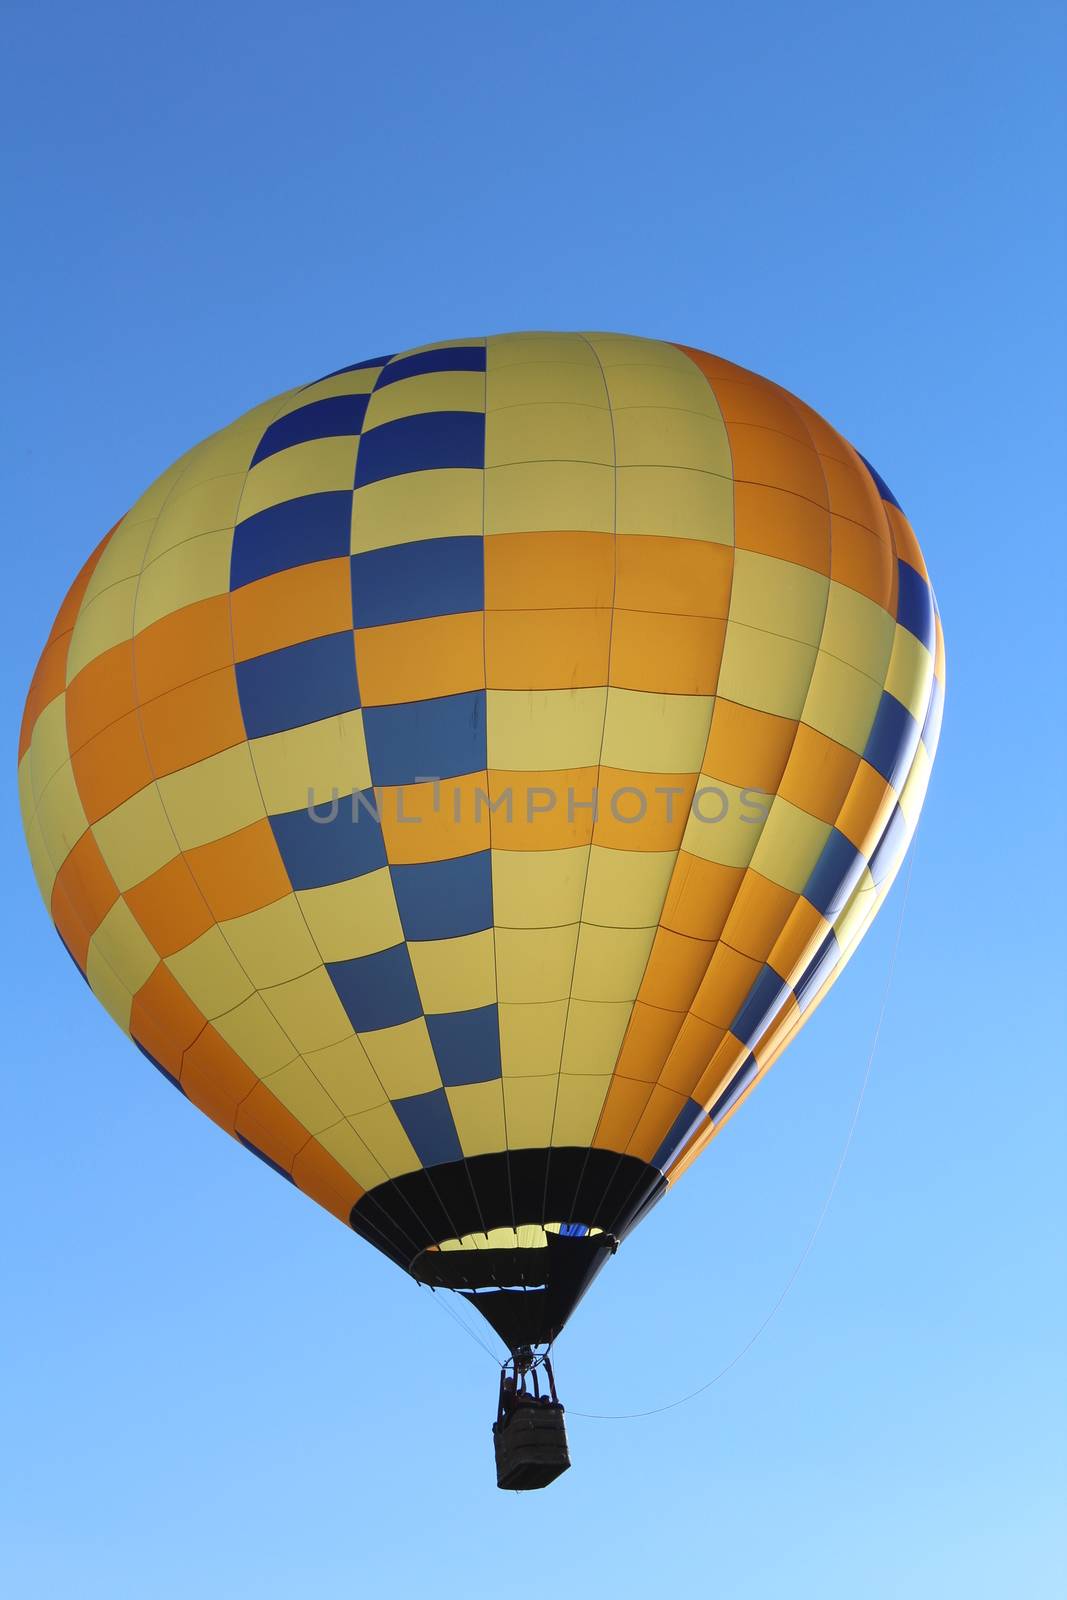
[3,3,1064,1595]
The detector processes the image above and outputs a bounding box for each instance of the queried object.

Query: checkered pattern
[18,333,944,1233]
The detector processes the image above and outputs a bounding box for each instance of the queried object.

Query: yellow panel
[750,798,830,893]
[304,1033,389,1115]
[447,1081,506,1157]
[486,403,613,468]
[600,688,714,773]
[487,362,607,409]
[84,945,133,1031]
[550,1074,611,1147]
[28,695,71,800]
[213,994,297,1075]
[122,451,196,524]
[150,472,246,556]
[237,437,359,522]
[502,1074,558,1147]
[35,762,90,871]
[729,551,829,646]
[261,1059,341,1135]
[560,999,632,1074]
[884,626,934,719]
[221,895,322,987]
[360,1017,441,1098]
[157,744,263,850]
[484,461,614,535]
[315,1118,388,1190]
[88,899,158,995]
[820,579,895,682]
[296,868,402,964]
[66,579,137,680]
[261,967,353,1053]
[91,784,179,891]
[495,925,579,1003]
[832,866,878,952]
[499,1001,568,1078]
[582,846,677,927]
[186,394,293,478]
[572,925,656,1002]
[802,652,884,753]
[898,740,932,824]
[488,333,598,368]
[408,929,496,1013]
[281,368,380,406]
[487,688,606,771]
[363,371,485,428]
[613,406,731,474]
[351,469,483,551]
[348,1102,420,1178]
[586,335,697,371]
[134,528,233,633]
[250,710,371,816]
[83,514,158,605]
[23,806,57,903]
[492,846,589,928]
[597,364,721,414]
[166,926,255,1018]
[718,622,817,719]
[680,779,765,868]
[616,465,732,543]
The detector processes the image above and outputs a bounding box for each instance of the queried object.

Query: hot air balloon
[18,333,943,1489]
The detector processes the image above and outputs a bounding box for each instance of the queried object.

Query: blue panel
[863,691,920,789]
[269,789,387,890]
[238,1134,295,1183]
[236,631,359,739]
[711,1054,759,1122]
[354,411,485,488]
[392,1088,464,1168]
[804,827,866,919]
[328,944,422,1032]
[921,674,944,753]
[311,355,395,382]
[857,450,903,511]
[730,965,791,1050]
[651,1098,707,1172]
[426,1005,502,1087]
[794,931,840,1011]
[558,1223,589,1238]
[251,395,369,465]
[363,690,486,786]
[351,536,483,628]
[896,559,936,650]
[230,491,353,588]
[375,345,487,388]
[390,851,493,940]
[868,803,909,887]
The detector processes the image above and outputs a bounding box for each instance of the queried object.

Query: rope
[568,838,919,1421]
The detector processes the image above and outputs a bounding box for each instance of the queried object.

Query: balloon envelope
[18,334,943,1349]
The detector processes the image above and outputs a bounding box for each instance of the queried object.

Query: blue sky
[3,2,1064,1595]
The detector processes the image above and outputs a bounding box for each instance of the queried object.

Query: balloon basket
[492,1350,571,1491]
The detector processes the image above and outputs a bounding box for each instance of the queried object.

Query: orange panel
[661,854,744,941]
[485,607,611,690]
[50,830,119,968]
[180,1025,258,1133]
[65,641,136,755]
[186,818,290,922]
[291,1139,363,1222]
[71,711,154,822]
[614,534,732,618]
[592,1075,653,1153]
[700,372,810,443]
[125,855,215,957]
[612,1001,686,1085]
[720,871,799,964]
[232,557,353,662]
[690,943,762,1030]
[130,963,207,1077]
[627,1083,687,1163]
[727,422,828,507]
[592,769,698,853]
[779,724,860,824]
[830,515,895,607]
[659,1013,726,1096]
[885,504,929,581]
[734,480,830,574]
[694,1032,750,1106]
[703,698,797,793]
[638,928,714,1012]
[835,759,897,852]
[483,767,598,852]
[139,667,245,777]
[485,530,614,610]
[610,611,725,695]
[19,632,71,758]
[378,771,493,862]
[768,897,829,985]
[820,452,889,535]
[134,595,234,703]
[355,611,485,706]
[236,1081,313,1170]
